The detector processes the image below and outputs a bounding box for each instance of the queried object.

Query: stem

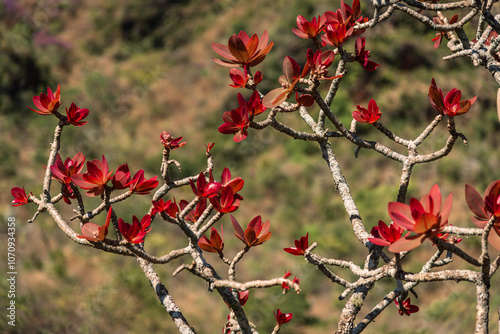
[318,140,369,244]
[229,246,250,281]
[42,122,65,204]
[475,215,496,333]
[476,282,490,334]
[397,160,414,203]
[137,258,195,333]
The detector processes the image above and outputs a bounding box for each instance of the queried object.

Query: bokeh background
[1,0,500,333]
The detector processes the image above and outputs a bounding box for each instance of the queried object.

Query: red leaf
[488,228,500,251]
[231,215,246,244]
[465,184,489,220]
[262,87,288,108]
[283,56,300,84]
[228,34,249,63]
[388,234,426,253]
[388,202,415,230]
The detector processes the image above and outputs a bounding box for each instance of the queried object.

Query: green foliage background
[1,0,499,333]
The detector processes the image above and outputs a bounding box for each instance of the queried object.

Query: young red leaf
[388,234,426,253]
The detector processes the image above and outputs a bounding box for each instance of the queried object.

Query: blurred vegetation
[1,0,500,333]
